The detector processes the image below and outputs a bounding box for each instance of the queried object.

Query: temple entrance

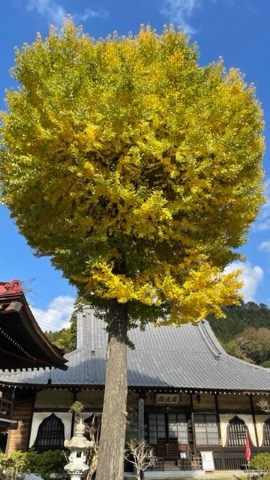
[148,412,192,458]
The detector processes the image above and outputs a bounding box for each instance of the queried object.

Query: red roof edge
[0,280,23,295]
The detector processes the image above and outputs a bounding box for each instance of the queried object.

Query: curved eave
[0,290,68,371]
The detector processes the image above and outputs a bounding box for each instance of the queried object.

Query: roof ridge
[198,320,223,359]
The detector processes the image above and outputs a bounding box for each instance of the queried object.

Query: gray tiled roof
[1,308,270,393]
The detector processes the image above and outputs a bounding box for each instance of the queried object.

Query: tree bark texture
[95,300,128,480]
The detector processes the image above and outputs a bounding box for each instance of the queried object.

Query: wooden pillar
[250,395,259,452]
[71,390,77,437]
[138,395,145,441]
[215,393,225,470]
[190,393,196,453]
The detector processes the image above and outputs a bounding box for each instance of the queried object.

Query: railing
[224,457,245,470]
[151,443,261,472]
[213,455,247,471]
[150,443,203,471]
[213,457,222,470]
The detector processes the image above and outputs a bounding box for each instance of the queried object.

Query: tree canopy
[0,21,265,326]
[0,21,265,480]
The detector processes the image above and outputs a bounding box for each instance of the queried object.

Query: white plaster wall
[29,412,73,448]
[255,415,270,446]
[80,412,99,422]
[219,414,256,447]
[29,411,103,449]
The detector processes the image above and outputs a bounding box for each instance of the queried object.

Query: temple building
[0,280,67,371]
[1,305,270,473]
[0,279,67,445]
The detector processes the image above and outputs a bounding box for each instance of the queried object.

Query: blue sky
[1,0,270,331]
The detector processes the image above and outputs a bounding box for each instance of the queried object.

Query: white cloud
[30,295,75,332]
[74,8,108,23]
[26,0,107,26]
[160,0,201,33]
[160,0,257,35]
[259,240,270,253]
[224,261,264,302]
[27,0,66,25]
[255,219,270,232]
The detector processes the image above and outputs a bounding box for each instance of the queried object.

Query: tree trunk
[95,300,128,480]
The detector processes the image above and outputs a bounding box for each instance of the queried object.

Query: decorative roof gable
[0,280,67,371]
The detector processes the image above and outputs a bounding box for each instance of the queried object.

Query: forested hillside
[45,311,77,353]
[208,301,270,367]
[45,301,270,366]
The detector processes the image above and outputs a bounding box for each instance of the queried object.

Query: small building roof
[1,306,270,393]
[0,280,67,371]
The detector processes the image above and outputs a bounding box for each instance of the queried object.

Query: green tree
[208,303,270,366]
[0,21,264,480]
[234,327,270,365]
[208,301,270,345]
[45,310,77,352]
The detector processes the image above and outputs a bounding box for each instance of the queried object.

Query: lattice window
[194,414,219,446]
[263,418,270,447]
[227,416,247,447]
[168,414,188,444]
[149,414,166,443]
[148,413,188,444]
[33,413,65,452]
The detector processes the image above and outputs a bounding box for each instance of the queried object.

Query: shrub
[250,452,270,472]
[0,450,67,480]
[0,451,31,480]
[29,450,67,478]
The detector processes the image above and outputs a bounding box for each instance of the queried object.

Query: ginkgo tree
[0,21,265,480]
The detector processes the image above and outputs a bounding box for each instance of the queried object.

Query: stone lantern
[64,419,92,480]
